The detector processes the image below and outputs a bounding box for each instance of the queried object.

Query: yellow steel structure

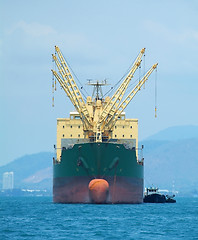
[98,48,145,126]
[105,63,158,130]
[52,46,157,142]
[52,46,92,131]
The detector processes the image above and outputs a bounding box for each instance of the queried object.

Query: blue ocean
[0,197,198,240]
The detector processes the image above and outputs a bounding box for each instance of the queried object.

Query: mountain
[141,138,198,195]
[0,152,53,191]
[140,125,198,195]
[145,125,198,141]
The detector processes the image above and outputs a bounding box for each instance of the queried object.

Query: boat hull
[53,142,143,203]
[143,194,166,203]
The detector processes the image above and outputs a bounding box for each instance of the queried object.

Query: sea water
[0,197,198,240]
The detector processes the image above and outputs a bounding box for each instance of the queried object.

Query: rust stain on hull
[53,176,143,204]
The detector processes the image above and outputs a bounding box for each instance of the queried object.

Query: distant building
[2,172,14,190]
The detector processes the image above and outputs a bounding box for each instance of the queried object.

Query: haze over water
[1,197,198,239]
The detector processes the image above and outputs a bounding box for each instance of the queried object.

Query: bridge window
[78,134,80,137]
[115,135,117,138]
[63,126,65,128]
[130,126,132,128]
[122,135,124,137]
[70,134,72,137]
[78,126,80,128]
[70,126,72,128]
[130,135,132,138]
[115,126,117,129]
[63,134,64,137]
[123,126,124,128]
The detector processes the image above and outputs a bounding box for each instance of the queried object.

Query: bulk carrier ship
[52,46,157,203]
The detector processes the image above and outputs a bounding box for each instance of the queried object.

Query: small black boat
[143,187,166,203]
[143,187,176,203]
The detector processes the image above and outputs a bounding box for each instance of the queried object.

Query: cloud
[6,20,90,48]
[144,20,198,44]
[7,21,56,37]
[5,20,100,57]
[141,20,198,74]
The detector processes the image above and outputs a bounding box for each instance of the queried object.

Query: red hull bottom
[53,176,143,204]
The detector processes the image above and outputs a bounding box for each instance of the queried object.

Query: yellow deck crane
[99,48,145,124]
[105,63,158,131]
[52,46,157,142]
[52,46,93,133]
[97,48,145,140]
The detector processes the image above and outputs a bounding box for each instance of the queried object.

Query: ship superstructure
[52,46,157,203]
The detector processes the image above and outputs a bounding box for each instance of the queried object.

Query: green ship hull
[53,142,143,203]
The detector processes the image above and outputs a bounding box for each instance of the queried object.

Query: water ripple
[0,197,198,239]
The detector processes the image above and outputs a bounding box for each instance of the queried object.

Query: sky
[1,0,198,166]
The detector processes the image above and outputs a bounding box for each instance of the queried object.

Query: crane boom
[52,69,91,129]
[52,46,92,129]
[98,48,145,125]
[52,54,81,108]
[106,63,158,129]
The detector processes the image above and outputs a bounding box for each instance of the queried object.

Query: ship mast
[87,79,107,100]
[52,46,157,142]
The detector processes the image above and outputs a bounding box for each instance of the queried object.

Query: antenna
[87,79,109,100]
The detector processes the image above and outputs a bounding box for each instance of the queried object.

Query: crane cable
[124,65,151,96]
[114,52,147,96]
[103,51,143,98]
[52,51,55,107]
[52,71,54,107]
[61,52,89,99]
[52,49,88,103]
[155,67,157,118]
[143,53,146,89]
[125,65,158,119]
